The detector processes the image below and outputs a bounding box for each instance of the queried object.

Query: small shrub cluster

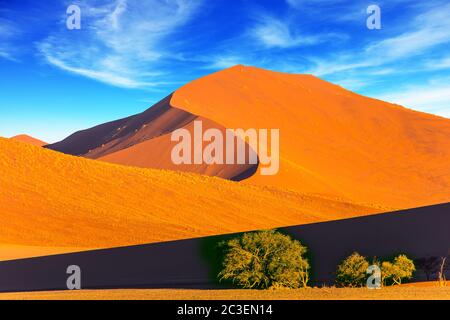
[335,252,415,287]
[335,252,370,287]
[381,255,416,286]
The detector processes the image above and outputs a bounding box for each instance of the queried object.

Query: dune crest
[10,134,47,147]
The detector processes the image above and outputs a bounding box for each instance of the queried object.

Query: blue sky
[1,0,449,142]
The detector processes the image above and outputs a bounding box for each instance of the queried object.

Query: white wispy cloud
[296,2,450,117]
[205,55,248,70]
[251,15,344,49]
[285,0,366,23]
[44,54,149,88]
[365,7,450,62]
[377,82,450,118]
[425,56,450,70]
[307,57,371,77]
[332,78,372,91]
[0,17,19,61]
[309,3,450,77]
[286,0,347,9]
[252,17,308,48]
[39,0,202,89]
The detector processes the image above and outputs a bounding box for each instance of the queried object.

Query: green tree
[218,230,310,289]
[382,254,415,285]
[335,252,370,287]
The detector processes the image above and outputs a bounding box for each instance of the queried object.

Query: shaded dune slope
[0,138,380,251]
[171,65,450,208]
[99,117,259,180]
[45,95,256,180]
[46,95,192,157]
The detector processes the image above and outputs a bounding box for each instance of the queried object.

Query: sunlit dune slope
[0,138,381,250]
[0,245,90,261]
[171,65,450,208]
[45,95,255,180]
[10,134,47,147]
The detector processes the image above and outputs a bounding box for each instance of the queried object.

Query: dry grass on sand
[1,286,449,300]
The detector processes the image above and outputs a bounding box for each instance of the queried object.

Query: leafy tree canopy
[218,230,310,289]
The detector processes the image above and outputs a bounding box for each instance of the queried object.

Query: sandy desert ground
[1,285,449,300]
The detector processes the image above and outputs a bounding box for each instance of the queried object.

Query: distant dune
[10,134,47,147]
[0,138,380,259]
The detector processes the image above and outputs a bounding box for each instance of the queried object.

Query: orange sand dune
[171,65,450,208]
[0,245,92,261]
[0,137,381,258]
[10,134,47,147]
[401,281,450,288]
[45,65,450,209]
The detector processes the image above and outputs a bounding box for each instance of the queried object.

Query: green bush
[382,254,415,285]
[218,230,310,289]
[335,252,370,287]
